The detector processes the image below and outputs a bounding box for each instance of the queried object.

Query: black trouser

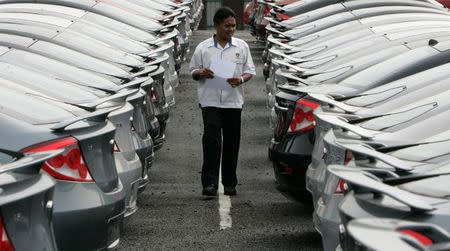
[201,107,242,189]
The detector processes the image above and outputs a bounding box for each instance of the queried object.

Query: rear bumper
[269,132,314,202]
[314,195,343,251]
[53,181,125,251]
[115,153,142,218]
[308,158,329,207]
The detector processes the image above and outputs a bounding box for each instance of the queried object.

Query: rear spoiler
[0,149,64,175]
[148,44,172,57]
[265,25,288,37]
[315,114,375,139]
[267,36,292,49]
[157,20,181,33]
[130,65,159,78]
[145,53,169,67]
[335,142,414,171]
[275,70,308,84]
[348,218,450,251]
[272,59,320,77]
[308,93,358,113]
[328,166,434,212]
[269,48,307,64]
[51,106,119,132]
[82,88,139,111]
[147,65,165,78]
[117,77,151,92]
[149,29,178,44]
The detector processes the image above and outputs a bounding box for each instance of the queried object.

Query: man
[189,7,256,196]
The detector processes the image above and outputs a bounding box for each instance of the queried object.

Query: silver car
[0,87,126,251]
[0,148,62,251]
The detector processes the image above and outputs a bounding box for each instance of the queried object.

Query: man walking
[189,7,256,196]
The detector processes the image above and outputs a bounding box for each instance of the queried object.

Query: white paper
[209,58,236,79]
[205,58,237,90]
[205,76,232,90]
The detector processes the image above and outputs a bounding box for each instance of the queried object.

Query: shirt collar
[209,34,236,49]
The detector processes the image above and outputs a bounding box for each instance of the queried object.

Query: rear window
[390,139,450,162]
[400,174,450,198]
[0,87,74,124]
[360,102,436,131]
[0,13,73,28]
[0,3,87,18]
[344,86,406,107]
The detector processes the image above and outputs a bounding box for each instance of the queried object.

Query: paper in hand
[204,58,236,90]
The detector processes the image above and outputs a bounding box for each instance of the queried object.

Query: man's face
[215,17,236,41]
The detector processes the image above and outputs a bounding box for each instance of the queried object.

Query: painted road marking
[218,171,232,230]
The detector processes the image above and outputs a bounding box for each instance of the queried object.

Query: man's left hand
[227,77,241,88]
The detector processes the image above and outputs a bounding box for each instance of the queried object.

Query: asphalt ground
[118,30,322,251]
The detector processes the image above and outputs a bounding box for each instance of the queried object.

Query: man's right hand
[194,68,214,80]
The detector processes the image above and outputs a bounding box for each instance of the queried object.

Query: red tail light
[150,89,157,103]
[276,13,290,20]
[399,230,433,246]
[113,141,120,153]
[288,98,320,133]
[344,150,354,166]
[22,137,94,182]
[0,216,14,251]
[263,5,272,17]
[335,179,348,194]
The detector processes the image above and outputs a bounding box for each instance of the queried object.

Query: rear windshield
[0,87,74,124]
[360,102,436,131]
[391,139,450,163]
[344,86,406,107]
[400,174,450,198]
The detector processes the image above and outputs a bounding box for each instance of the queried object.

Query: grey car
[0,148,62,251]
[342,218,450,251]
[0,58,144,218]
[0,8,177,107]
[269,38,450,202]
[307,61,450,206]
[312,91,450,250]
[332,162,450,251]
[0,21,170,147]
[266,26,450,116]
[265,0,444,33]
[0,87,126,251]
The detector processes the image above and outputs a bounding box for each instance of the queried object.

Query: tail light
[335,179,348,194]
[150,88,157,103]
[399,230,433,246]
[0,217,13,251]
[263,5,272,17]
[335,150,353,193]
[22,137,94,182]
[113,141,120,153]
[344,150,354,166]
[276,13,290,21]
[288,98,320,133]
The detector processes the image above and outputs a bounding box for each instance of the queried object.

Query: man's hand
[193,68,214,80]
[227,77,241,88]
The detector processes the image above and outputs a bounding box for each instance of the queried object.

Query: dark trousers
[201,107,242,189]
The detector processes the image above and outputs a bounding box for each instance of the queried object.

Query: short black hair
[213,6,236,25]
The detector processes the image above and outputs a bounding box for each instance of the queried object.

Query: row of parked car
[0,0,203,250]
[247,0,450,250]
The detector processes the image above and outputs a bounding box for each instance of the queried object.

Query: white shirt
[189,35,256,109]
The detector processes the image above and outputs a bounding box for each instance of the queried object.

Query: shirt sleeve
[189,44,203,75]
[243,43,256,76]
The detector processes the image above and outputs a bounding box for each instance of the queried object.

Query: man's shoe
[202,185,217,196]
[224,186,237,196]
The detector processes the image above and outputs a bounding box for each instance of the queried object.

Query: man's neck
[215,35,230,48]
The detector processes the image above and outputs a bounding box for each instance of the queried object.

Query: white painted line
[218,170,232,230]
